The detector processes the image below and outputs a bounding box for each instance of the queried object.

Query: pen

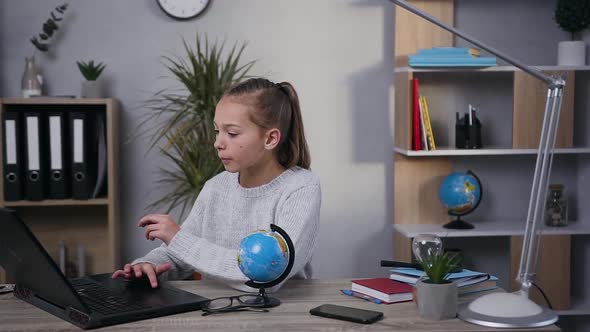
[340,289,382,304]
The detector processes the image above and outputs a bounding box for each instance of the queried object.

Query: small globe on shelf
[438,170,482,229]
[237,224,294,308]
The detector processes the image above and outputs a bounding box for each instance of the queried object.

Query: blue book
[417,47,480,57]
[389,267,496,287]
[408,55,497,67]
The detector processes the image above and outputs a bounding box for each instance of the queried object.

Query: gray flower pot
[416,279,457,320]
[81,80,102,98]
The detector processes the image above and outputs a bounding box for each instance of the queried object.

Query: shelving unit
[392,0,590,317]
[0,98,120,283]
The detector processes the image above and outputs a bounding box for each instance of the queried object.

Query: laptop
[0,208,210,329]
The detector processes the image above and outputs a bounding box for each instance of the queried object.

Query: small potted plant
[77,60,106,98]
[554,0,590,65]
[416,251,460,320]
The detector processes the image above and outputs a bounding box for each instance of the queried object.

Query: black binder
[47,111,70,199]
[23,112,47,200]
[2,111,24,201]
[70,112,98,199]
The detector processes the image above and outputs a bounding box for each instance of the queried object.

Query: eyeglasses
[201,294,270,316]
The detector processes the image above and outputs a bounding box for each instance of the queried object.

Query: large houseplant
[141,35,255,218]
[554,0,590,65]
[416,252,461,320]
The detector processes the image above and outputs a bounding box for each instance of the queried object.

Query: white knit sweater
[132,167,321,292]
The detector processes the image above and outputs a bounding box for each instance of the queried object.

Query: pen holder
[455,113,482,149]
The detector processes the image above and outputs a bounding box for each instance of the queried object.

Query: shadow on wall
[346,0,395,274]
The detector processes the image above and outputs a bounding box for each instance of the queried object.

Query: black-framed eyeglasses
[201,294,270,316]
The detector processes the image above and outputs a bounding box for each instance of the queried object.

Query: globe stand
[243,224,295,309]
[443,215,474,229]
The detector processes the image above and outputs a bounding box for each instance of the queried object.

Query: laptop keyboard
[71,279,151,315]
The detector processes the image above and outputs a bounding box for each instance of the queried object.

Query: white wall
[0,0,395,279]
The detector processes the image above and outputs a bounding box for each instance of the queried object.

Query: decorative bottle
[545,184,568,227]
[21,56,43,98]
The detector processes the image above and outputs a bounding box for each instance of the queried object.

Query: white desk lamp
[390,0,562,328]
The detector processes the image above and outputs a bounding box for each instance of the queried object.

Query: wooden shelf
[1,97,112,105]
[394,221,590,238]
[395,65,590,73]
[394,147,590,156]
[555,297,590,316]
[1,198,109,207]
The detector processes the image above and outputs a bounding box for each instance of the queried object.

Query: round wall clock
[157,0,210,20]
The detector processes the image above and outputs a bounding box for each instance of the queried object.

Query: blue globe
[439,171,482,216]
[237,230,290,283]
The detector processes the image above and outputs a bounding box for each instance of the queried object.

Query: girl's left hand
[138,214,180,245]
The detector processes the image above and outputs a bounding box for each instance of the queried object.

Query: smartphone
[309,304,384,324]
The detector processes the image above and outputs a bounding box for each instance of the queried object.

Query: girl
[112,78,321,291]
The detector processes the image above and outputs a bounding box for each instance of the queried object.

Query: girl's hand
[138,214,180,245]
[111,262,172,288]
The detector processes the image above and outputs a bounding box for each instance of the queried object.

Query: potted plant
[77,60,106,98]
[416,251,461,320]
[555,0,590,65]
[140,35,255,218]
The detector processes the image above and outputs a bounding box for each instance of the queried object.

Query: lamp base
[458,292,558,328]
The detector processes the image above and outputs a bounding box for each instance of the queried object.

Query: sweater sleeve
[166,183,321,292]
[129,191,207,281]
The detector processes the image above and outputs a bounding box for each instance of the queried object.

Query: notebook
[0,208,210,329]
[389,267,492,287]
[351,278,413,304]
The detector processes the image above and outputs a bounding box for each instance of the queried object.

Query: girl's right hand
[111,262,172,288]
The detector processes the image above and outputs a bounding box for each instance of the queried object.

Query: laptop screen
[0,208,87,311]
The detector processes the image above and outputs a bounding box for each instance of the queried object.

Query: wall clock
[157,0,210,20]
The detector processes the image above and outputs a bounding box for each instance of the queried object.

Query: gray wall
[0,0,395,279]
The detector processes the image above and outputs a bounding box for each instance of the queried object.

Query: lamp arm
[389,0,555,85]
[389,0,567,294]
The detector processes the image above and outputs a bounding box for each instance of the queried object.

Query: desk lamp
[390,0,562,328]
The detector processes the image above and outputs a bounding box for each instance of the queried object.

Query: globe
[438,170,482,229]
[238,230,290,283]
[236,224,295,308]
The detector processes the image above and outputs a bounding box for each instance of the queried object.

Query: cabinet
[392,0,590,317]
[0,98,120,283]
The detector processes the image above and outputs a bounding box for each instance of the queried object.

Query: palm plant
[141,35,255,218]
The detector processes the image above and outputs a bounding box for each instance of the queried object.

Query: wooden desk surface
[0,278,560,331]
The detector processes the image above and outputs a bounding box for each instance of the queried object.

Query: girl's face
[213,97,277,173]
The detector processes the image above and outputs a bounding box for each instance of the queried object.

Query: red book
[412,78,422,150]
[351,278,413,304]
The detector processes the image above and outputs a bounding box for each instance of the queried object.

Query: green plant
[419,252,461,284]
[140,35,255,218]
[30,3,69,52]
[555,0,590,40]
[77,60,106,81]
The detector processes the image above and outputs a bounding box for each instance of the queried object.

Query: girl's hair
[224,78,311,169]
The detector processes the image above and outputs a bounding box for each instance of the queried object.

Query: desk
[0,279,559,331]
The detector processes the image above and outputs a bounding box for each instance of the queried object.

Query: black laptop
[0,208,209,329]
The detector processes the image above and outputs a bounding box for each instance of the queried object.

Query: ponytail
[224,78,311,169]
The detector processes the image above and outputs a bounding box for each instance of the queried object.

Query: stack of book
[408,47,497,67]
[389,267,498,296]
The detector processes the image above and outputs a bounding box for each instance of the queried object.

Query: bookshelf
[392,0,590,317]
[0,98,120,283]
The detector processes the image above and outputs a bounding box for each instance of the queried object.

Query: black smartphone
[309,304,384,324]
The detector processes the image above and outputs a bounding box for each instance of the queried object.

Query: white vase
[21,56,43,98]
[81,80,102,98]
[557,41,586,66]
[416,279,457,320]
